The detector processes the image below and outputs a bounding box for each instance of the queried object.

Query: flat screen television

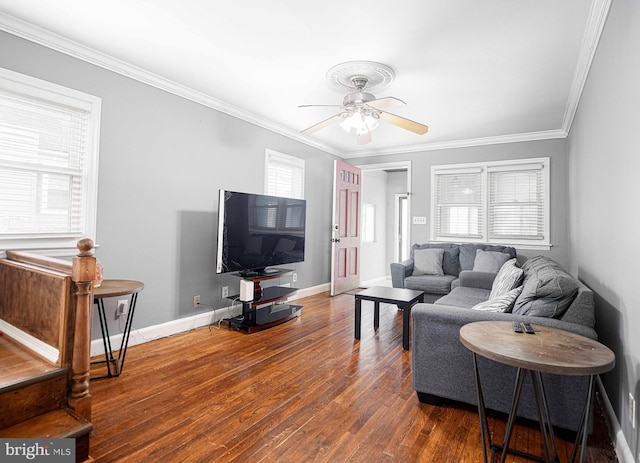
[216,189,306,275]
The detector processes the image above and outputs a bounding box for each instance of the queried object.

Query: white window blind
[433,168,483,239]
[431,159,549,247]
[265,149,304,199]
[488,165,545,241]
[0,68,100,252]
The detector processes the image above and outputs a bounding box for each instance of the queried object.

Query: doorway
[358,161,411,287]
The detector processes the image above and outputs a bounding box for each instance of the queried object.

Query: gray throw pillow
[471,286,523,312]
[490,259,524,299]
[473,250,511,272]
[513,255,579,318]
[412,248,444,276]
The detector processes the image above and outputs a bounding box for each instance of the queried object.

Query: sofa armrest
[390,259,413,288]
[458,270,497,290]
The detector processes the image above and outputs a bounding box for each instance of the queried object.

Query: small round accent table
[460,321,615,463]
[91,279,144,380]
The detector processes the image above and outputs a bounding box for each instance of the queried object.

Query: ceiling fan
[300,62,429,145]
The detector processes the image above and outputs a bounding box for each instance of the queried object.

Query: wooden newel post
[69,238,96,420]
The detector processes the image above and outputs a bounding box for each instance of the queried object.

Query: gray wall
[0,31,338,338]
[568,0,640,458]
[355,138,570,267]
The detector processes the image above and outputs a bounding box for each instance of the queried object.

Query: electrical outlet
[117,299,129,316]
[221,286,229,298]
[292,273,297,283]
[193,295,200,308]
[630,393,636,429]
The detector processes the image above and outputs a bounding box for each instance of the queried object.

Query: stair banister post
[69,238,96,421]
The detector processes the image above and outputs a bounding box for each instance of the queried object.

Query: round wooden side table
[460,321,615,463]
[91,279,144,380]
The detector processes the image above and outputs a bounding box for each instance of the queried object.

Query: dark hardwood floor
[89,291,617,462]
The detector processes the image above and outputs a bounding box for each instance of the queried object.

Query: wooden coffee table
[460,321,615,463]
[354,286,424,350]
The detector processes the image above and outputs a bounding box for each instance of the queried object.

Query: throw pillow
[489,259,524,299]
[412,248,445,276]
[471,286,523,312]
[473,250,511,272]
[513,255,580,318]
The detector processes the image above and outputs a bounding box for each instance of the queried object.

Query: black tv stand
[227,268,302,333]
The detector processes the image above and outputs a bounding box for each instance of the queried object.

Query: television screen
[216,190,306,275]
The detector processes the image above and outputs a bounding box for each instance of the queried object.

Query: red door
[331,160,361,296]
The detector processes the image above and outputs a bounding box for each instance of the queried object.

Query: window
[0,68,101,253]
[362,204,375,243]
[265,149,304,199]
[431,158,549,248]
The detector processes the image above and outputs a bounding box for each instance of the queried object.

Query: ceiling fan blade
[357,130,372,145]
[365,96,406,110]
[300,113,345,134]
[378,110,429,135]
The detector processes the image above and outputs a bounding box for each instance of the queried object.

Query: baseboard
[360,276,391,288]
[290,282,330,300]
[597,376,636,463]
[90,282,330,357]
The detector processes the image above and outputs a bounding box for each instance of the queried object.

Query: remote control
[522,322,535,334]
[512,321,523,333]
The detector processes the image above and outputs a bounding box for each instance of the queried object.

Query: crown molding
[0,12,344,157]
[0,1,608,160]
[562,0,612,134]
[341,129,568,159]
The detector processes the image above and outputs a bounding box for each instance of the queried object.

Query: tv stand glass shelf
[227,268,302,333]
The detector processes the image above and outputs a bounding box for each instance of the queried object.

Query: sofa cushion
[489,259,524,299]
[411,243,461,276]
[458,244,517,271]
[405,274,457,294]
[413,248,444,276]
[513,256,579,318]
[473,250,511,272]
[435,286,491,308]
[471,286,523,312]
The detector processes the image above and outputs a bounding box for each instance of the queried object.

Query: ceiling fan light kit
[300,61,429,145]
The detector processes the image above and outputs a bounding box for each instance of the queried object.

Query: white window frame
[431,157,550,249]
[264,149,305,199]
[0,68,101,255]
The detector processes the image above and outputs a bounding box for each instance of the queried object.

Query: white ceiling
[0,0,610,158]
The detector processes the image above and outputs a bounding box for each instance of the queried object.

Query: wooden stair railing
[0,239,96,462]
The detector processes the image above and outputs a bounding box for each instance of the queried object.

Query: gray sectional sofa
[390,242,517,302]
[408,252,597,433]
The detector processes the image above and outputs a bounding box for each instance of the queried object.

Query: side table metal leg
[499,368,526,463]
[472,353,490,463]
[570,374,596,463]
[532,371,560,462]
[115,292,138,375]
[92,298,116,378]
[530,371,555,462]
